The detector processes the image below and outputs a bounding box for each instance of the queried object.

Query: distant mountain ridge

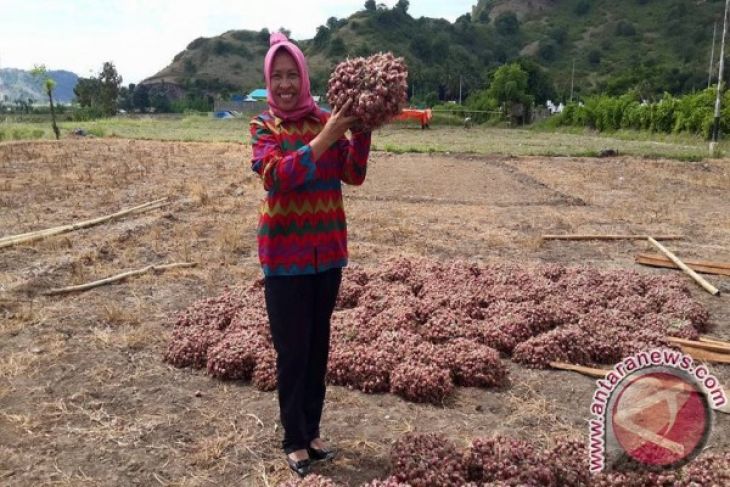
[143,0,725,102]
[0,68,79,104]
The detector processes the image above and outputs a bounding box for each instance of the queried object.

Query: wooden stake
[0,198,168,249]
[43,262,197,295]
[549,361,609,378]
[636,253,730,277]
[647,237,720,296]
[542,234,684,241]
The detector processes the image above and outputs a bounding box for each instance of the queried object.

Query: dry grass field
[1,135,729,486]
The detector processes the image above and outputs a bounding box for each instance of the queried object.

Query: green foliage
[7,127,46,140]
[149,0,728,107]
[86,127,106,137]
[548,25,568,45]
[184,59,196,75]
[517,59,557,104]
[313,26,331,50]
[257,28,270,44]
[587,50,601,65]
[98,62,122,116]
[554,88,724,139]
[574,0,590,16]
[187,37,208,50]
[394,0,409,14]
[495,12,519,36]
[487,63,533,107]
[170,96,212,113]
[328,37,347,57]
[615,20,636,37]
[538,40,558,62]
[72,106,104,121]
[213,40,234,56]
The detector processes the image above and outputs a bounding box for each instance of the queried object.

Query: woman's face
[270,51,301,111]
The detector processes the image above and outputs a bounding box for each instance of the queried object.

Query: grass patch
[1,116,727,162]
[377,144,438,154]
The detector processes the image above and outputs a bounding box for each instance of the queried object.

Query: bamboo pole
[549,361,609,378]
[647,237,720,296]
[0,198,168,249]
[637,253,730,270]
[666,336,730,354]
[43,262,197,295]
[0,199,167,244]
[678,345,730,364]
[699,336,730,346]
[541,234,684,241]
[636,254,730,277]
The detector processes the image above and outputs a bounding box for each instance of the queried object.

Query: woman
[249,32,371,477]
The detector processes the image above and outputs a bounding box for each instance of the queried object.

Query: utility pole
[459,75,462,105]
[570,59,575,103]
[711,0,730,157]
[709,21,718,89]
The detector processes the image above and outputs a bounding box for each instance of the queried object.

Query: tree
[31,65,60,140]
[257,28,270,44]
[150,92,171,113]
[98,62,122,116]
[118,83,135,112]
[132,85,150,112]
[487,63,533,107]
[278,27,291,38]
[74,77,101,107]
[364,0,376,11]
[495,12,519,36]
[394,0,409,14]
[574,0,590,16]
[616,21,636,37]
[548,25,568,45]
[516,59,557,104]
[588,49,601,65]
[313,25,331,49]
[326,17,339,30]
[328,37,346,57]
[538,40,558,62]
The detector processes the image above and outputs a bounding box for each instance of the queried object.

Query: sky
[0,0,476,84]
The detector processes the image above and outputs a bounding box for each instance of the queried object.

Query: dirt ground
[1,138,729,486]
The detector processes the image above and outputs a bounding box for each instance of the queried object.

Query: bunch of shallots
[326,52,408,130]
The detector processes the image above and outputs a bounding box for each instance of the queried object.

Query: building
[248,89,268,101]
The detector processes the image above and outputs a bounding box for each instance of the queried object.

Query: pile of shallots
[326,52,408,130]
[279,433,730,486]
[164,256,709,404]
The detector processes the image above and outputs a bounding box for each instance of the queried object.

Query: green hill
[142,0,726,103]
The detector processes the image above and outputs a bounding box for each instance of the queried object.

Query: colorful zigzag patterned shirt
[250,108,371,277]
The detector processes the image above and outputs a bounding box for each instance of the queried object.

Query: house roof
[248,89,268,99]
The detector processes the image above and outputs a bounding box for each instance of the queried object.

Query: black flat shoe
[308,445,336,462]
[286,456,311,477]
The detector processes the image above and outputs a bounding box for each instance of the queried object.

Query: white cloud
[0,0,474,83]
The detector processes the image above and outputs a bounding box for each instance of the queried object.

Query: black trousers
[264,267,342,453]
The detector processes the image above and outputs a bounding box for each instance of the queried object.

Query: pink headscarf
[264,32,317,121]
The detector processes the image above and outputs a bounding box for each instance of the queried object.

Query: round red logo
[610,369,712,468]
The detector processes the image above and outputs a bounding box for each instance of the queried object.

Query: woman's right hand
[324,99,358,140]
[311,100,358,161]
